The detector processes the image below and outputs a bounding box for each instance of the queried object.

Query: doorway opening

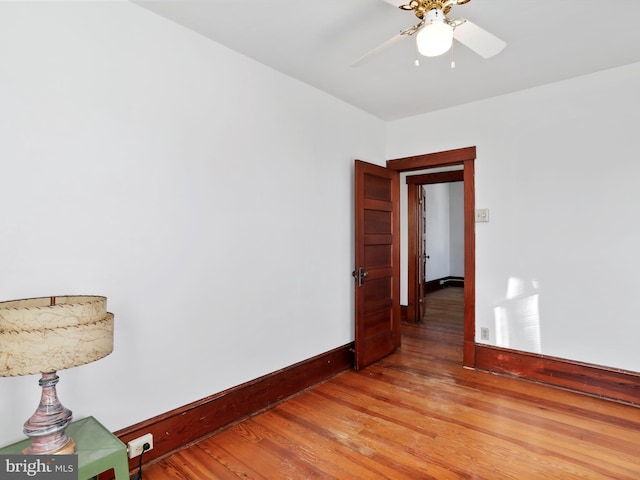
[406,170,464,325]
[386,146,476,367]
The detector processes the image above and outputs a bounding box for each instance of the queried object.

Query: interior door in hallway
[353,160,400,370]
[407,182,428,323]
[418,185,426,321]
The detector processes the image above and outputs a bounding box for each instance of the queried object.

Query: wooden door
[417,185,426,321]
[353,160,400,370]
[407,183,427,323]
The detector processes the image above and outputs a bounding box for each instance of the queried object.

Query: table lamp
[0,295,114,455]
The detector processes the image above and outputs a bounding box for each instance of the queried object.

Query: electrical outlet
[480,327,490,341]
[128,433,153,459]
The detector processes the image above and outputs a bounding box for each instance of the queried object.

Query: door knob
[352,267,368,286]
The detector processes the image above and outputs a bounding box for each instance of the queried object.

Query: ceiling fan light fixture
[416,9,453,57]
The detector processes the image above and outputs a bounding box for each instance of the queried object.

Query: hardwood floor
[422,286,465,327]
[143,288,640,479]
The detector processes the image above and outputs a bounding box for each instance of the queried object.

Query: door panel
[365,245,392,268]
[354,160,400,370]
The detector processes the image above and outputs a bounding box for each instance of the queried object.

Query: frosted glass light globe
[416,10,454,57]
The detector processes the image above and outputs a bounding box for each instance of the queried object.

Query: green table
[0,416,129,480]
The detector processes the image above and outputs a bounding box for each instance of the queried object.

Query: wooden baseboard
[113,343,354,474]
[424,276,464,293]
[475,344,640,406]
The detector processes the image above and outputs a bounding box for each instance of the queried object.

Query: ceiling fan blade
[352,33,407,67]
[383,0,409,8]
[352,21,422,67]
[453,19,506,58]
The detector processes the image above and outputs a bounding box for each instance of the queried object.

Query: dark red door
[353,160,400,370]
[417,185,426,321]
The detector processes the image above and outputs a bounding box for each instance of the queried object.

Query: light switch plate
[475,208,489,222]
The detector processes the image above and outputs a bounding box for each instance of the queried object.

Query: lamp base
[23,372,75,455]
[22,438,76,455]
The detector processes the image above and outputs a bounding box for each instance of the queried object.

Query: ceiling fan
[353,0,506,66]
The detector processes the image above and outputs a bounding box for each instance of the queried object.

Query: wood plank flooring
[143,288,640,479]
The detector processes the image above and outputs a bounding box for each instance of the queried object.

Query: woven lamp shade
[0,295,114,376]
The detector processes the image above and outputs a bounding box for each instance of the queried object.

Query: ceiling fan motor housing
[404,0,453,18]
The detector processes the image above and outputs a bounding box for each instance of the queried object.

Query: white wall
[387,61,640,372]
[424,184,451,281]
[449,182,464,277]
[0,2,385,446]
[423,182,464,282]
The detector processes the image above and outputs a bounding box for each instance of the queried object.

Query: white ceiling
[134,0,640,121]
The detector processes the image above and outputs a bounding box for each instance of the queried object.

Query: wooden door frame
[387,146,476,368]
[406,169,464,324]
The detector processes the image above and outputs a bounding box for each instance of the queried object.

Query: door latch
[351,267,369,286]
